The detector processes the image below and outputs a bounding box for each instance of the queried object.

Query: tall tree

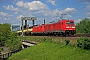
[0,23,21,51]
[0,23,11,46]
[76,18,90,33]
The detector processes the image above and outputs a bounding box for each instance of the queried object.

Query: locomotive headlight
[66,26,69,28]
[72,27,75,28]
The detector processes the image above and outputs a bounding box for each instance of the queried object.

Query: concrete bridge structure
[22,40,39,49]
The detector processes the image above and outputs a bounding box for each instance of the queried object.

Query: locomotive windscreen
[66,22,74,24]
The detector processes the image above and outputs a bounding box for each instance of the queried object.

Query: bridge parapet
[21,40,39,49]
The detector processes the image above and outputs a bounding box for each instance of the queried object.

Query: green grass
[7,41,90,60]
[18,36,47,42]
[18,36,70,44]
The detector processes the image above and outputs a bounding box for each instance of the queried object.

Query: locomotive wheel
[63,33,66,36]
[68,33,71,36]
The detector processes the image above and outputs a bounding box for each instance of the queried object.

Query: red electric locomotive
[32,24,45,35]
[32,19,76,36]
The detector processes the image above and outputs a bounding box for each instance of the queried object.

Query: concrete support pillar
[22,20,24,36]
[22,45,24,49]
[32,20,34,26]
[25,20,27,26]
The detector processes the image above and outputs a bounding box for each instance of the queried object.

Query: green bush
[76,18,90,33]
[0,23,22,52]
[0,23,11,46]
[5,32,22,52]
[77,37,90,49]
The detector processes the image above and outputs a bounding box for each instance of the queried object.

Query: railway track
[49,34,90,41]
[48,33,90,37]
[26,33,90,37]
[71,33,90,37]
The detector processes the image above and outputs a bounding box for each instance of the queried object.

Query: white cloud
[53,9,60,16]
[63,8,76,13]
[77,0,90,18]
[16,1,48,11]
[3,5,18,11]
[85,2,90,10]
[0,11,13,17]
[16,15,23,19]
[16,1,23,7]
[3,17,10,20]
[14,12,18,14]
[35,7,76,20]
[0,11,7,16]
[16,13,34,20]
[86,12,90,18]
[64,15,72,18]
[0,0,77,24]
[52,8,76,18]
[79,1,90,18]
[75,19,82,24]
[34,7,76,22]
[48,0,56,6]
[0,11,12,22]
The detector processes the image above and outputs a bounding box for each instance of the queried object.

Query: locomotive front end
[65,20,76,35]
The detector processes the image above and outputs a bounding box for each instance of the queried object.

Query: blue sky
[0,0,90,26]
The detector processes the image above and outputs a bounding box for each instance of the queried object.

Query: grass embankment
[8,36,90,60]
[18,36,77,45]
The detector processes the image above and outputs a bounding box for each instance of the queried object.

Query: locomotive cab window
[66,22,74,24]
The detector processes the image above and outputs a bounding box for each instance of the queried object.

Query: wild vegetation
[0,23,11,46]
[8,36,90,60]
[77,37,90,49]
[7,26,90,60]
[0,23,21,52]
[76,18,90,33]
